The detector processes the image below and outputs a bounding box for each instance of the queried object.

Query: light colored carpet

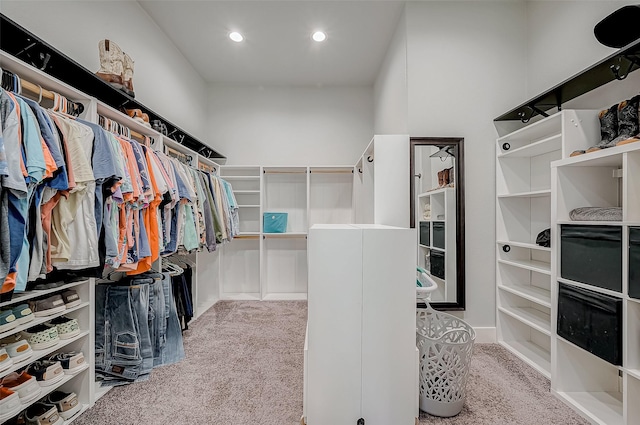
[75,301,587,425]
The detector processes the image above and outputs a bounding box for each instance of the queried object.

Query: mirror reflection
[413,142,460,304]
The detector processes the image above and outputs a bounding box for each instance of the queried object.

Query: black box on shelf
[630,227,640,299]
[557,282,622,366]
[560,225,622,292]
[432,222,445,250]
[419,222,430,247]
[430,250,445,280]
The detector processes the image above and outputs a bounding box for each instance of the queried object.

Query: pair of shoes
[124,108,151,127]
[29,290,81,318]
[0,334,33,364]
[96,39,135,98]
[21,391,80,423]
[21,316,80,350]
[572,96,640,155]
[0,304,34,332]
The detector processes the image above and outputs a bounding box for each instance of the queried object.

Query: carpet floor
[75,301,588,425]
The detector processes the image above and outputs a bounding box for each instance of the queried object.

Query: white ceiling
[138,1,405,86]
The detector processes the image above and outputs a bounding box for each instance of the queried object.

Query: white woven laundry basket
[416,304,476,417]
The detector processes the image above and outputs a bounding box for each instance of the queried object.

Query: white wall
[526,0,637,98]
[405,1,528,327]
[526,0,640,112]
[374,10,408,134]
[1,0,210,143]
[208,84,373,166]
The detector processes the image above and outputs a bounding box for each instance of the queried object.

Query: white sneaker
[1,371,42,404]
[0,347,14,373]
[0,387,22,422]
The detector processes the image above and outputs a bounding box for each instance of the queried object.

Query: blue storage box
[263,212,288,233]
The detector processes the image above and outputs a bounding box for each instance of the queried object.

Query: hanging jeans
[162,272,185,366]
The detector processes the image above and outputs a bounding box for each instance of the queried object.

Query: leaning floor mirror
[410,138,465,310]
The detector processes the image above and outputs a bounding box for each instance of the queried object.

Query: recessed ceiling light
[229,31,244,42]
[312,31,327,42]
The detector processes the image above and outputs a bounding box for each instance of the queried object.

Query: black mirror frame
[410,137,465,311]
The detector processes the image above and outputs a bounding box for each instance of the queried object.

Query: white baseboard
[473,327,496,343]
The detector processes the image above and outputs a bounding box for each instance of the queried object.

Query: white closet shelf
[430,247,445,252]
[497,189,551,198]
[221,176,260,180]
[0,302,90,341]
[0,330,90,378]
[497,259,551,275]
[628,297,640,305]
[557,220,624,227]
[499,340,550,379]
[552,143,640,168]
[497,134,562,158]
[498,285,551,308]
[418,187,453,197]
[233,190,260,194]
[554,391,623,425]
[0,280,89,308]
[220,293,261,301]
[238,205,260,208]
[626,369,640,381]
[263,232,307,238]
[497,112,561,144]
[497,240,551,252]
[498,306,551,336]
[556,278,623,299]
[419,244,430,249]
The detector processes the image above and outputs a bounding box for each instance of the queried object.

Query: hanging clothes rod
[198,162,217,174]
[263,170,307,174]
[98,114,146,142]
[1,68,84,116]
[234,235,260,240]
[309,169,353,174]
[165,146,193,165]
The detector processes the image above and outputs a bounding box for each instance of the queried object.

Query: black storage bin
[432,222,445,249]
[557,282,622,366]
[420,222,430,247]
[630,227,640,299]
[560,225,622,292]
[430,250,445,280]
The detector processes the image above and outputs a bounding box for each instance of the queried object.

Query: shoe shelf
[499,339,551,379]
[0,331,89,379]
[0,280,89,309]
[497,259,551,275]
[496,112,562,148]
[497,240,551,252]
[7,366,90,424]
[0,302,89,341]
[498,284,551,309]
[497,190,551,198]
[498,305,551,336]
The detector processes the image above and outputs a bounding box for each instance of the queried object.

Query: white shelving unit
[0,279,94,423]
[495,110,599,380]
[217,135,409,301]
[551,142,640,425]
[496,104,640,424]
[416,188,456,302]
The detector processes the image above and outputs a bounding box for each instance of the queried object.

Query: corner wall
[1,0,210,142]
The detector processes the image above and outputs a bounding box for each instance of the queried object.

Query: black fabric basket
[430,250,445,280]
[420,222,430,247]
[557,282,623,366]
[630,227,640,299]
[432,222,445,250]
[560,225,622,292]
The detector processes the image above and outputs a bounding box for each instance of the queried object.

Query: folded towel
[569,207,622,221]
